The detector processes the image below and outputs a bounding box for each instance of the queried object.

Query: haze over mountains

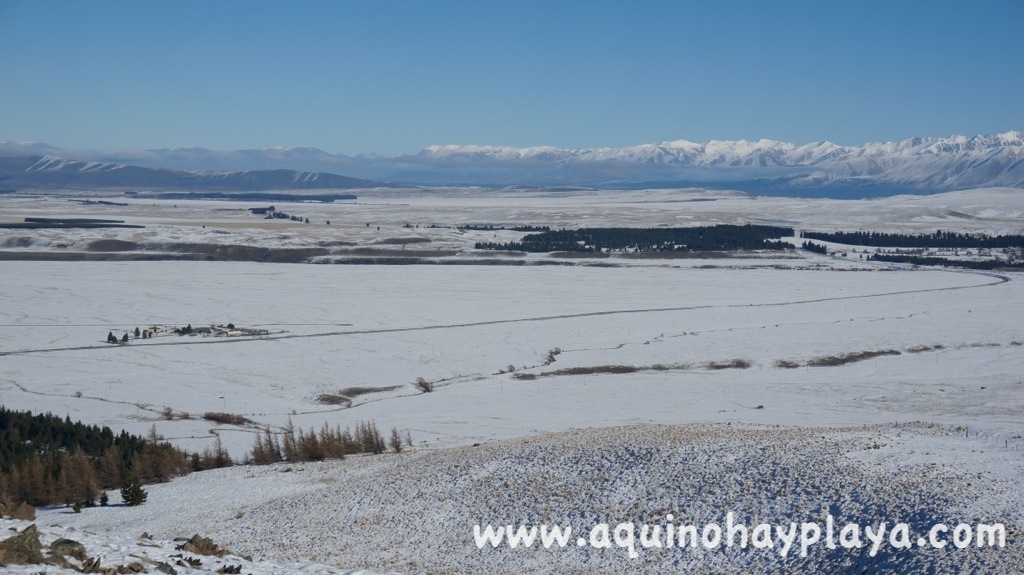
[1,132,1021,197]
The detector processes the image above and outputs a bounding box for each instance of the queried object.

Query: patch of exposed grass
[962,342,1001,349]
[87,239,139,252]
[547,365,641,376]
[317,385,403,404]
[316,394,352,406]
[520,359,749,380]
[340,385,402,398]
[805,349,901,367]
[202,412,251,426]
[377,237,432,245]
[906,344,945,353]
[773,359,801,369]
[650,363,687,371]
[703,358,752,370]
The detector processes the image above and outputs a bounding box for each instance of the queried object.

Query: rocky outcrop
[0,524,44,565]
[49,536,88,561]
[0,500,36,521]
[175,534,229,557]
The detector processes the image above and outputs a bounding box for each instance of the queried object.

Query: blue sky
[1,0,1021,154]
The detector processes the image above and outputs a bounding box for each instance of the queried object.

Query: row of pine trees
[475,224,796,253]
[801,229,1024,249]
[250,419,409,464]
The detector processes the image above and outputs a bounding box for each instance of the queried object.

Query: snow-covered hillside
[20,423,1024,574]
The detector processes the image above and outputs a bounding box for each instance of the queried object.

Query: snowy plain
[0,186,1022,574]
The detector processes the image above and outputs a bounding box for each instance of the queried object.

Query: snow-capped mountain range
[1,132,1021,196]
[418,132,1024,165]
[411,132,1024,192]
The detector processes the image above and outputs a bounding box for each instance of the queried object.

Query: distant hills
[1,132,1022,197]
[0,155,396,191]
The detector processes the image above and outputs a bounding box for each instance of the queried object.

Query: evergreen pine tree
[120,475,147,506]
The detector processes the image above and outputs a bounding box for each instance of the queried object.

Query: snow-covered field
[1,187,1022,256]
[1,261,1021,456]
[1,187,1022,574]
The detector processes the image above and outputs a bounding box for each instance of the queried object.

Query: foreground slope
[33,423,1024,574]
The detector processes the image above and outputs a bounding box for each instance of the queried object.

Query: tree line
[801,230,1024,249]
[1,407,413,510]
[458,225,551,232]
[869,254,1024,270]
[801,241,828,254]
[0,407,228,509]
[475,224,795,253]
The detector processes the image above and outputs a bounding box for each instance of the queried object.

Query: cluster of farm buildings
[105,324,270,344]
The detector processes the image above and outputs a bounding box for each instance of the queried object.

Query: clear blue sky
[1,0,1021,154]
